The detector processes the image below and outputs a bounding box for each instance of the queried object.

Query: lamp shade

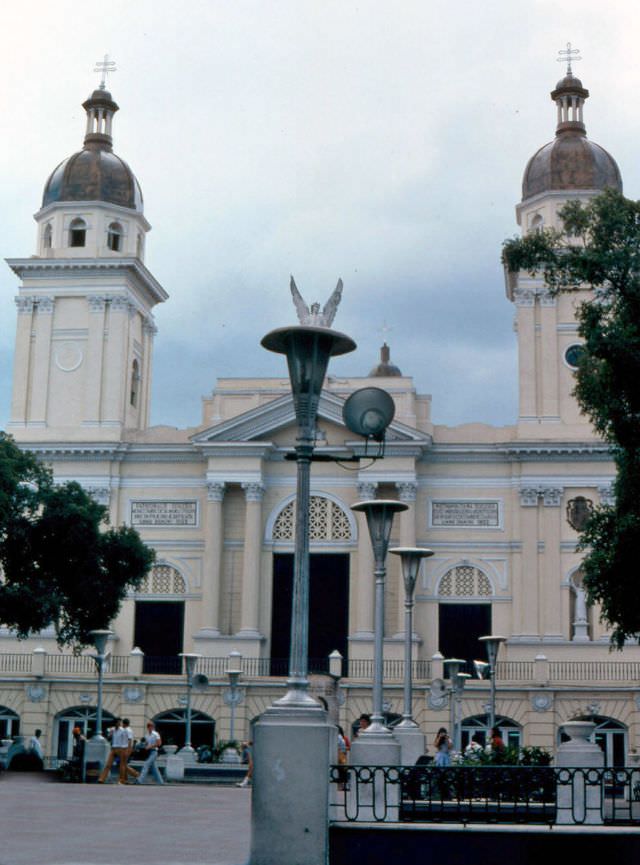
[351,499,408,562]
[88,629,113,656]
[389,546,434,597]
[343,387,395,441]
[479,635,506,668]
[262,326,356,433]
[443,657,466,681]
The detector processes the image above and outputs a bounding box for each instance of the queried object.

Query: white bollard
[555,721,604,825]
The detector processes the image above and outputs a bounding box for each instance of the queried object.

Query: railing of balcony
[0,653,32,673]
[346,660,432,680]
[495,660,535,680]
[549,660,640,682]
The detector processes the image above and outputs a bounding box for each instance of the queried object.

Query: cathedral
[0,65,637,767]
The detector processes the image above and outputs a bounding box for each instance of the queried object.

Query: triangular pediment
[191,391,431,447]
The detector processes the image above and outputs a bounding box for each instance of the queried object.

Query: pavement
[0,773,251,865]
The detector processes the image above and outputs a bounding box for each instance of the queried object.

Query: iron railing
[329,764,640,826]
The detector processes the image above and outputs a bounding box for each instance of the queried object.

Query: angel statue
[289,276,343,327]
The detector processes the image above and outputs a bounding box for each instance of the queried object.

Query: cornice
[424,441,612,464]
[34,199,152,232]
[6,257,168,305]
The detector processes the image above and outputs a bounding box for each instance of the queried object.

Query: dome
[41,88,143,212]
[369,343,402,377]
[521,72,622,201]
[522,135,622,200]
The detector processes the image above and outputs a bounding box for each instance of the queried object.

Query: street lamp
[351,500,408,735]
[88,629,113,741]
[479,634,506,733]
[179,652,202,761]
[225,650,243,743]
[444,658,468,753]
[262,324,355,707]
[389,547,434,730]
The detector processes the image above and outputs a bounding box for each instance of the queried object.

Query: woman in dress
[433,727,452,767]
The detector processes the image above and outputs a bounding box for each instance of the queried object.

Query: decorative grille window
[272,496,352,542]
[136,565,186,595]
[438,565,492,597]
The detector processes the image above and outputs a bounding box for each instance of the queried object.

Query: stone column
[353,481,377,637]
[29,297,55,425]
[518,487,540,637]
[199,481,225,636]
[140,320,157,429]
[541,487,563,640]
[238,482,265,637]
[10,297,35,424]
[514,289,536,421]
[102,296,129,426]
[395,481,418,635]
[84,296,107,426]
[539,293,559,420]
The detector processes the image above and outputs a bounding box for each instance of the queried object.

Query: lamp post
[351,500,408,735]
[444,658,468,753]
[179,652,201,761]
[389,547,433,726]
[88,629,113,741]
[225,650,243,743]
[262,325,355,707]
[479,635,506,733]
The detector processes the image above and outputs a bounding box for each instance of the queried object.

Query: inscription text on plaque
[131,500,198,527]
[431,500,500,528]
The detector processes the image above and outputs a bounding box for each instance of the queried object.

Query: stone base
[249,703,334,865]
[393,724,425,766]
[348,729,401,822]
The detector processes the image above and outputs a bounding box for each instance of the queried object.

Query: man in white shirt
[135,721,164,785]
[98,718,131,784]
[122,718,140,782]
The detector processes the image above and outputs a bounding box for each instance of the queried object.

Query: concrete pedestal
[165,754,185,781]
[556,721,604,825]
[249,704,334,865]
[84,738,109,772]
[393,724,425,767]
[178,746,197,766]
[348,730,401,822]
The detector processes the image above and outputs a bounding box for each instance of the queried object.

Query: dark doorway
[134,601,184,674]
[438,603,491,677]
[271,553,349,675]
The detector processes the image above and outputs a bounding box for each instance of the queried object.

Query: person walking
[135,721,165,785]
[236,740,253,788]
[98,718,130,784]
[122,718,140,782]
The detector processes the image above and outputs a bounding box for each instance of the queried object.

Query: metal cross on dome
[94,54,117,90]
[557,42,581,75]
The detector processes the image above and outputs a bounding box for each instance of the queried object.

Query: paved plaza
[0,774,251,865]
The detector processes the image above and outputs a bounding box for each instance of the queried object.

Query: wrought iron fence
[329,764,640,826]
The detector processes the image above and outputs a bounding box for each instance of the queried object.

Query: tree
[0,432,154,647]
[502,189,640,646]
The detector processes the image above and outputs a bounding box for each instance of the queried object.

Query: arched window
[530,213,544,232]
[136,233,144,259]
[461,714,522,751]
[107,221,123,251]
[134,565,187,674]
[130,359,141,408]
[272,495,353,542]
[54,705,116,760]
[136,564,186,596]
[438,565,493,598]
[69,218,87,248]
[437,564,493,674]
[153,708,215,749]
[43,223,52,250]
[0,705,19,740]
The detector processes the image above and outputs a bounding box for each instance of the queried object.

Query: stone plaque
[131,500,198,527]
[431,500,500,528]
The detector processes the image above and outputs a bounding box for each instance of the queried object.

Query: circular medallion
[54,341,83,372]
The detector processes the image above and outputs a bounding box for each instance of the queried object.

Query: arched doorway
[0,706,20,740]
[437,564,494,673]
[461,714,522,751]
[54,706,117,760]
[560,715,627,767]
[153,708,215,749]
[134,564,187,674]
[269,495,354,675]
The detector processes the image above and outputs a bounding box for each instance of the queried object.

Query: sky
[0,0,638,431]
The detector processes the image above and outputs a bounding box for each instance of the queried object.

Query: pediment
[191,391,431,447]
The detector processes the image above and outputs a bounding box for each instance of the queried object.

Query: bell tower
[6,74,167,443]
[505,56,622,439]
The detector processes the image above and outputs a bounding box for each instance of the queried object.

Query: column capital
[106,294,130,312]
[541,487,562,507]
[598,484,615,506]
[207,481,226,503]
[242,482,265,502]
[519,487,539,507]
[15,296,35,314]
[88,295,108,313]
[35,296,55,314]
[539,289,557,307]
[356,480,378,500]
[143,319,158,337]
[513,287,536,307]
[86,486,111,506]
[396,481,417,503]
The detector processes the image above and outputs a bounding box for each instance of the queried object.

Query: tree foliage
[503,189,640,645]
[0,432,154,647]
